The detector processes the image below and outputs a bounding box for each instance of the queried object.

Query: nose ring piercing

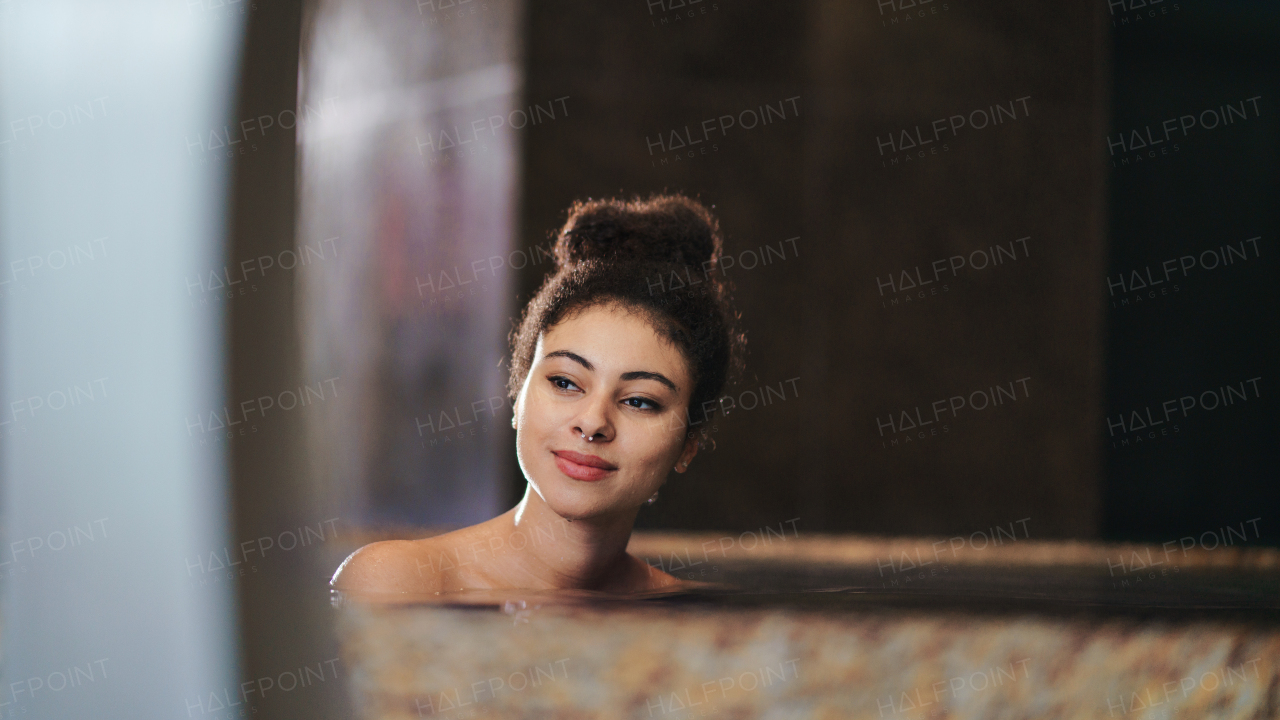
[646,491,659,506]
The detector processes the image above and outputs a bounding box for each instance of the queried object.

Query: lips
[552,450,618,482]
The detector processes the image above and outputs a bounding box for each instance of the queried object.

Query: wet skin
[332,301,701,595]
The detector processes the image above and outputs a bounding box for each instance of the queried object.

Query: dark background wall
[509,0,1116,540]
[511,2,809,532]
[1102,1,1279,543]
[286,0,1279,546]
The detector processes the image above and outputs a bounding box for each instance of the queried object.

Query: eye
[548,375,580,392]
[623,396,663,412]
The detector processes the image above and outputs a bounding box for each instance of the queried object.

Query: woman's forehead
[537,306,689,378]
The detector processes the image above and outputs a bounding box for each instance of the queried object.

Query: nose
[572,393,614,442]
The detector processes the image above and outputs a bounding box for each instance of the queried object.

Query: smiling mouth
[552,451,618,482]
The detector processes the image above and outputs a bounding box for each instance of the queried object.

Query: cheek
[516,412,550,465]
[620,432,682,480]
[518,387,555,437]
[514,400,547,474]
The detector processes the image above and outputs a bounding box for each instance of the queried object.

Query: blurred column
[0,1,243,717]
[225,0,352,718]
[298,0,526,529]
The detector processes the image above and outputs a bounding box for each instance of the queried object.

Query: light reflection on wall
[297,0,526,528]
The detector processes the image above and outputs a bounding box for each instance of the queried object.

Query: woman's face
[513,301,699,522]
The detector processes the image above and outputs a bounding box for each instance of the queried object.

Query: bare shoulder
[331,539,439,595]
[630,552,685,591]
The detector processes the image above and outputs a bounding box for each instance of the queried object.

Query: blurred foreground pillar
[227,1,350,718]
[1,1,244,717]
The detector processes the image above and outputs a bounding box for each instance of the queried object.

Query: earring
[645,491,659,506]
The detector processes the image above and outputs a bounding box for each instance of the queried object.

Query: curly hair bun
[509,192,746,432]
[553,194,723,272]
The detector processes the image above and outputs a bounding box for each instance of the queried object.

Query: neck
[494,485,640,590]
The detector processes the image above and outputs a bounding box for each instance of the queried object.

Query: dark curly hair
[507,193,747,443]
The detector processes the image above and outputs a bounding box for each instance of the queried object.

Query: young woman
[332,193,745,595]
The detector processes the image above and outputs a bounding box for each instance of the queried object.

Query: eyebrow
[543,350,679,393]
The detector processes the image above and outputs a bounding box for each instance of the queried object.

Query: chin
[544,487,618,521]
[537,472,634,521]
